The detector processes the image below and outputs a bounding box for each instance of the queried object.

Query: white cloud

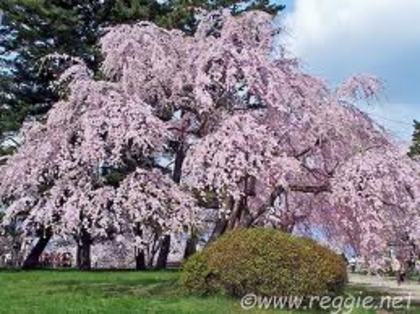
[284,0,420,67]
[280,0,420,140]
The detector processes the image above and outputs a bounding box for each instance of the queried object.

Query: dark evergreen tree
[408,120,420,158]
[0,0,107,148]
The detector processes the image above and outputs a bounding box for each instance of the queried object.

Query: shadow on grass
[47,276,182,298]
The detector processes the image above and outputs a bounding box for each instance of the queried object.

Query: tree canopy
[1,9,419,270]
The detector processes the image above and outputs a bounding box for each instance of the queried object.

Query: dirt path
[348,273,420,303]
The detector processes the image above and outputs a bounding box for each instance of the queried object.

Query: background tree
[408,120,420,158]
[0,0,105,145]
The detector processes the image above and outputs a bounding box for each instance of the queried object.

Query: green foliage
[181,228,348,297]
[103,169,127,187]
[0,0,105,143]
[0,145,16,157]
[408,120,420,158]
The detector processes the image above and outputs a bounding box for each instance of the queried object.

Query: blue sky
[277,0,420,142]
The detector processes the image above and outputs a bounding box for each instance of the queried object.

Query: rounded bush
[181,228,347,297]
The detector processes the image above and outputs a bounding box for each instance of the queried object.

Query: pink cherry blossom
[0,9,418,268]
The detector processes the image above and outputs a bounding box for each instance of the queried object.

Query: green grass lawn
[0,269,417,314]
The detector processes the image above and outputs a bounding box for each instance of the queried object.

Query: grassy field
[0,269,418,314]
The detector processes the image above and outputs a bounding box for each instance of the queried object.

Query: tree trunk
[135,247,146,270]
[173,141,185,184]
[183,233,198,259]
[155,235,171,269]
[208,218,228,243]
[22,230,52,269]
[226,199,244,231]
[208,196,234,243]
[133,224,147,270]
[76,232,91,270]
[153,142,185,268]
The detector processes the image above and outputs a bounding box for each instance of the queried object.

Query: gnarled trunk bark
[155,235,171,269]
[76,231,91,270]
[22,229,52,269]
[208,218,228,243]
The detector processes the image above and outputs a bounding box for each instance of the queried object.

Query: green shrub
[181,228,347,297]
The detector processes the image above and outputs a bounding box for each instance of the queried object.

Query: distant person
[349,256,356,273]
[341,253,349,265]
[392,258,405,285]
